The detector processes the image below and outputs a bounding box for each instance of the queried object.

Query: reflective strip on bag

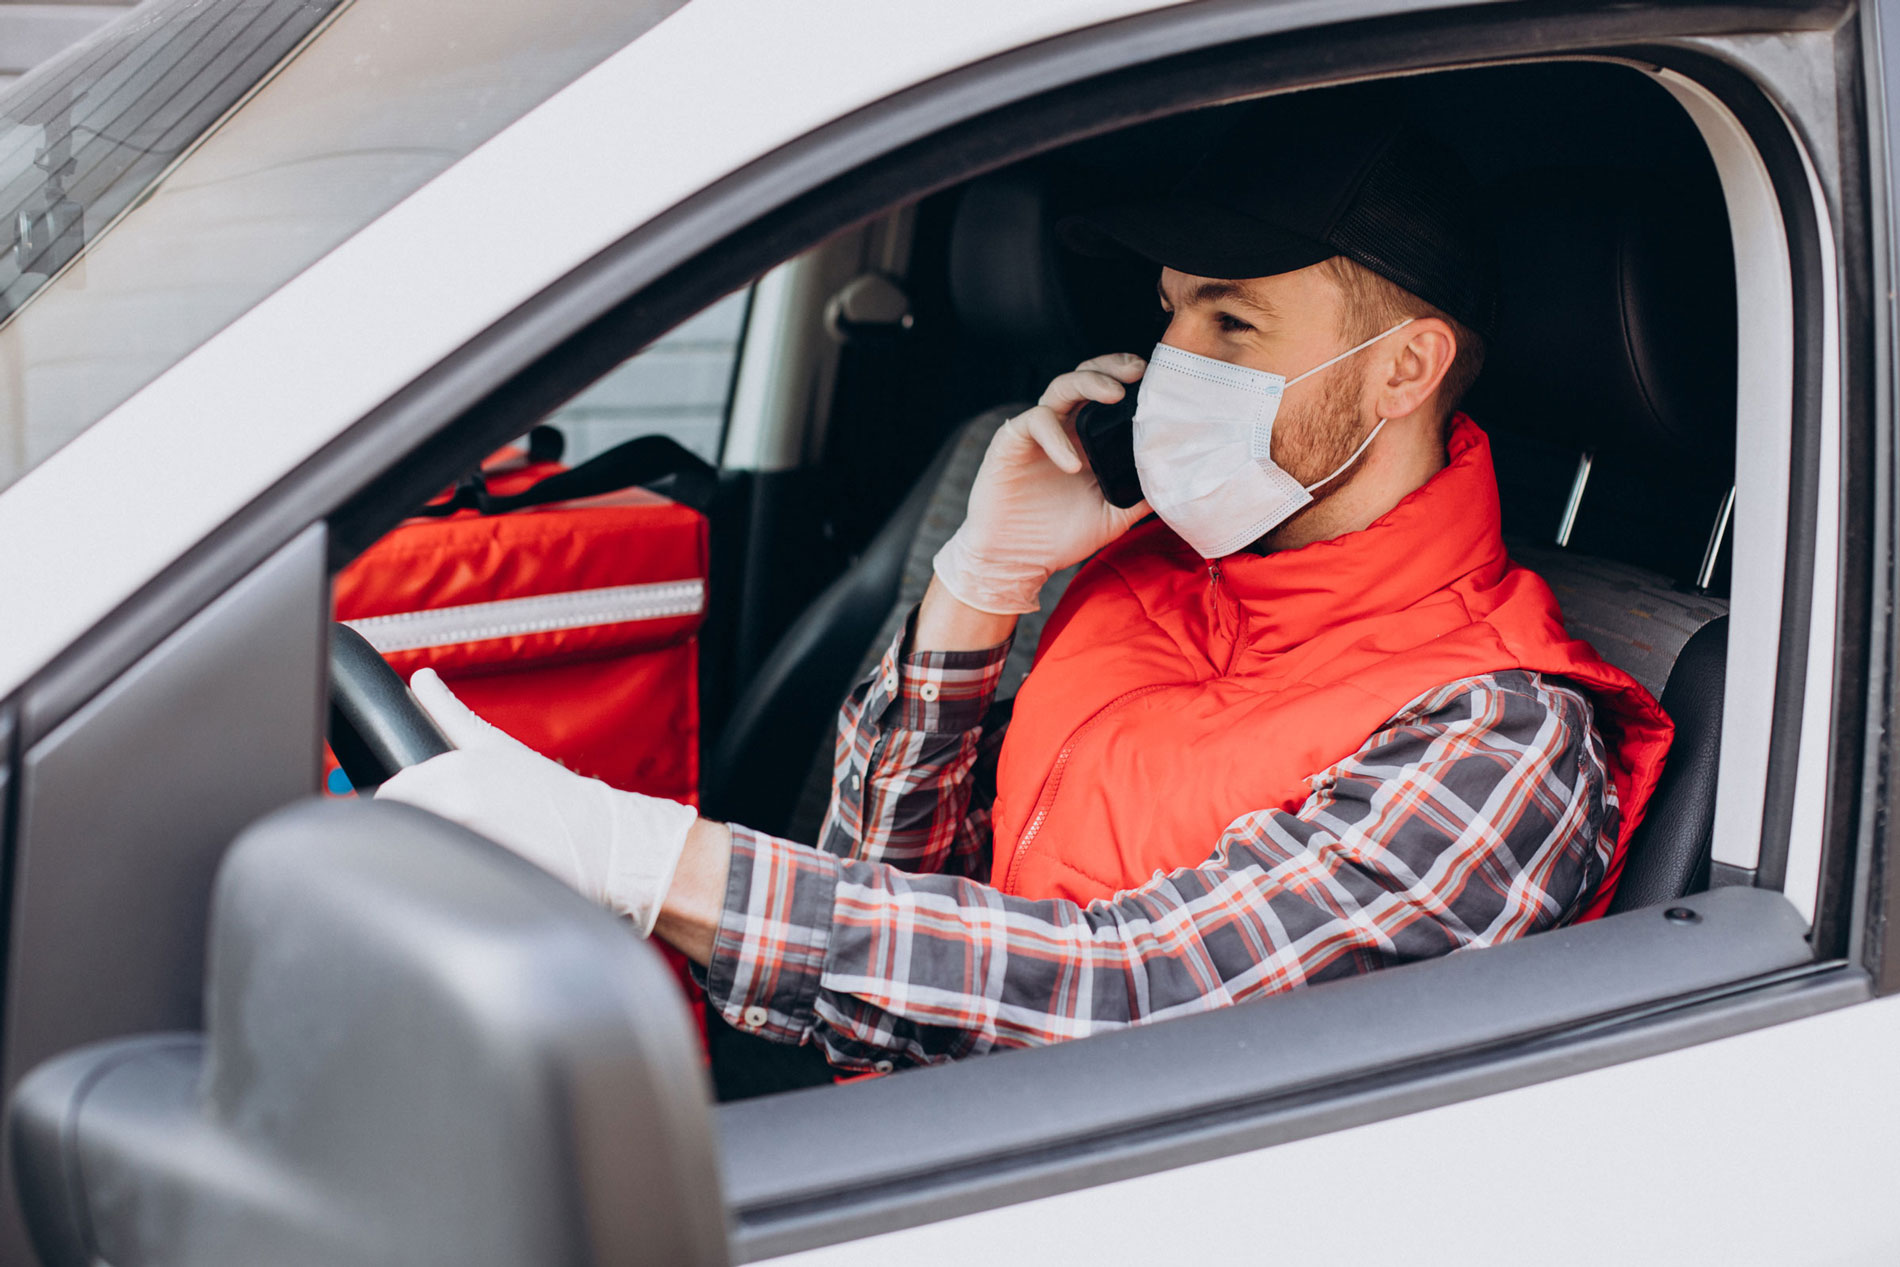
[344,579,705,653]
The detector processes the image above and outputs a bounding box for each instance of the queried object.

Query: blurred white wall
[547,288,752,466]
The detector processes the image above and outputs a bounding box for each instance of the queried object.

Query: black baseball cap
[1061,95,1498,338]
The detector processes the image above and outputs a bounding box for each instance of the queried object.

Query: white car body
[0,1,1894,1263]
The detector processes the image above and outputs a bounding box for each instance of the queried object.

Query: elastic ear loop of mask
[1303,416,1388,494]
[1284,316,1416,494]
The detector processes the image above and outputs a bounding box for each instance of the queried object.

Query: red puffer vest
[990,416,1673,923]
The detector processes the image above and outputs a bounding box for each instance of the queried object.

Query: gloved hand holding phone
[931,352,1152,616]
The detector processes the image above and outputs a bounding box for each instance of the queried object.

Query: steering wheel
[328,622,452,791]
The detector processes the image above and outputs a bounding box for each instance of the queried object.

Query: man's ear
[1371,317,1456,421]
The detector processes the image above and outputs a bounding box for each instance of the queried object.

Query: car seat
[1468,164,1737,911]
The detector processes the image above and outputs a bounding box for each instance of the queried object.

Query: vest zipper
[1003,682,1176,892]
[1207,559,1246,674]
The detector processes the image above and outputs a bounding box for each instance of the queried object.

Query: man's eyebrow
[1157,276,1277,318]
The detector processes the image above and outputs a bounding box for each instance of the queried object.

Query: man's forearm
[653,817,732,966]
[913,574,1019,653]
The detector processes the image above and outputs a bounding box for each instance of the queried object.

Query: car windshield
[0,0,683,496]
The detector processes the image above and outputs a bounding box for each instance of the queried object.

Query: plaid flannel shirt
[704,614,1620,1072]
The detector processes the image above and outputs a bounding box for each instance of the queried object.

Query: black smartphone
[1074,377,1145,508]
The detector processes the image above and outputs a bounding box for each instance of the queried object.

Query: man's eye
[1216,312,1254,334]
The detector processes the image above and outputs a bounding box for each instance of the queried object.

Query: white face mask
[1131,317,1414,558]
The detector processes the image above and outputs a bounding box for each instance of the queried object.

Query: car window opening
[326,58,1754,1105]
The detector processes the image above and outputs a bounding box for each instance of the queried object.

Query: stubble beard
[1246,364,1372,553]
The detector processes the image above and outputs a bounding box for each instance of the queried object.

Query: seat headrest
[947,169,1158,373]
[1464,168,1736,472]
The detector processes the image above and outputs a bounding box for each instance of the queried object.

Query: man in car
[382,102,1673,1072]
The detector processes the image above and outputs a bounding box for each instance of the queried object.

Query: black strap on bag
[414,432,718,519]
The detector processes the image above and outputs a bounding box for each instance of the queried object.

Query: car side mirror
[8,799,729,1267]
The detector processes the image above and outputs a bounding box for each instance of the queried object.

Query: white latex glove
[376,669,697,936]
[933,353,1154,615]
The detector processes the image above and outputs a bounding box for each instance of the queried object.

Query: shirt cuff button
[742,1005,770,1030]
[873,1059,895,1074]
[918,681,940,703]
[882,671,899,694]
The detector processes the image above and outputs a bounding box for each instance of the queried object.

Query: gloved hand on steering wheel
[932,352,1152,615]
[376,669,697,936]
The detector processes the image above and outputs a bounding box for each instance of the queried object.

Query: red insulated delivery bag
[330,447,711,1037]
